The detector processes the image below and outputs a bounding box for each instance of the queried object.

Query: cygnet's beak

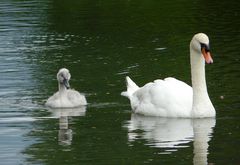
[63,79,70,89]
[201,44,213,64]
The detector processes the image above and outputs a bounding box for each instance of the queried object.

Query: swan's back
[130,77,193,117]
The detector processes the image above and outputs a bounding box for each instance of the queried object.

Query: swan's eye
[59,74,65,81]
[200,43,210,52]
[60,73,65,78]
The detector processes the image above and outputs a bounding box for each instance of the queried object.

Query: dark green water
[0,0,240,164]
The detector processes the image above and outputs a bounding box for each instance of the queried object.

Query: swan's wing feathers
[45,92,61,107]
[164,77,191,89]
[67,89,87,106]
[132,78,193,117]
[121,76,139,98]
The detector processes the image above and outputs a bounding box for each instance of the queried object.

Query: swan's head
[57,68,71,89]
[190,33,213,64]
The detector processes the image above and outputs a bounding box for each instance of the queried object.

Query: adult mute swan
[121,33,216,118]
[46,68,87,108]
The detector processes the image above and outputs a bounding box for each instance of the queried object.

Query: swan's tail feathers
[121,76,139,98]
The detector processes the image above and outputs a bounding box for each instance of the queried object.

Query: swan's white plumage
[121,76,139,98]
[121,33,216,118]
[46,68,87,108]
[124,77,193,117]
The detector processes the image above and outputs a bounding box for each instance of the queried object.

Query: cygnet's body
[46,68,87,108]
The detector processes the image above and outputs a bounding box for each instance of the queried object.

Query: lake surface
[0,0,240,164]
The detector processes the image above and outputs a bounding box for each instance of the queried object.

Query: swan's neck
[190,49,215,117]
[58,83,67,93]
[190,49,208,96]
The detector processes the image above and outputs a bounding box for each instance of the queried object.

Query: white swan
[45,68,87,108]
[121,33,216,118]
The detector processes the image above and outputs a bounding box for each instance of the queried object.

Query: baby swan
[46,68,87,108]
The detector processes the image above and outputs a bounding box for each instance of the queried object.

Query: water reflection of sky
[0,1,49,164]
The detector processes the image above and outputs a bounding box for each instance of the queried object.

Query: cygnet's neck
[190,48,215,117]
[58,83,67,93]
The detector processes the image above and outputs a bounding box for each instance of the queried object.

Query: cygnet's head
[190,33,213,64]
[57,68,71,89]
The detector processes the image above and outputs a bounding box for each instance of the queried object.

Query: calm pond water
[0,0,240,164]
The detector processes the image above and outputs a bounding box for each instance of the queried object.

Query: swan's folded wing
[131,78,193,117]
[67,89,87,106]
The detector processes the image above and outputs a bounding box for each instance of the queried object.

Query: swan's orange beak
[202,48,213,64]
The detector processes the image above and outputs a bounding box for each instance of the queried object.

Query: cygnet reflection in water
[49,106,86,146]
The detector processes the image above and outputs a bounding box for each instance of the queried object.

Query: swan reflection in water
[49,106,86,145]
[125,114,216,164]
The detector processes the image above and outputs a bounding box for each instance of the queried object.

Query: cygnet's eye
[58,74,66,82]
